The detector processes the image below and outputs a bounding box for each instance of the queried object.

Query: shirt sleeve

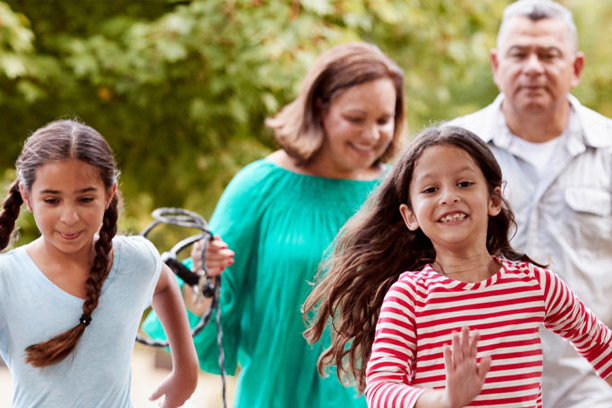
[539,267,612,379]
[365,276,426,408]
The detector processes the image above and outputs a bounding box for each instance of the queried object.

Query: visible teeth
[440,213,466,223]
[352,144,373,152]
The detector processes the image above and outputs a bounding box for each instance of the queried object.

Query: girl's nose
[60,207,79,225]
[440,188,459,204]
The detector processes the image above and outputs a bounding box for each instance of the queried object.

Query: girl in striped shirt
[303,126,612,408]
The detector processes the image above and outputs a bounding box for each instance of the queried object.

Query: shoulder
[218,158,285,201]
[112,235,161,275]
[500,258,555,285]
[446,95,504,142]
[570,95,612,148]
[0,247,27,279]
[387,269,436,297]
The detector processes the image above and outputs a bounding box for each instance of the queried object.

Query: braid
[25,196,119,367]
[0,180,23,251]
[83,195,118,315]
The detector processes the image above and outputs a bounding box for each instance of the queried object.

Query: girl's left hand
[148,367,198,408]
[443,326,491,408]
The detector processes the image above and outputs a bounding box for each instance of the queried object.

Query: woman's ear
[399,203,419,231]
[488,186,503,217]
[19,183,32,212]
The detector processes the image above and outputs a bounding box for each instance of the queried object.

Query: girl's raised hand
[443,326,491,408]
[190,235,234,277]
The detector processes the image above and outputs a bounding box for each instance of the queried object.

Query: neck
[268,150,384,180]
[502,98,570,143]
[433,251,499,283]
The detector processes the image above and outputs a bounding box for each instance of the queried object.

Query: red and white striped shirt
[365,258,612,408]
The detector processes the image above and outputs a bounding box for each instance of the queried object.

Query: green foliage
[1,0,612,248]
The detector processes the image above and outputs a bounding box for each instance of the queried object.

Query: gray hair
[497,0,578,52]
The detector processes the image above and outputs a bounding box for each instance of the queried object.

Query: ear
[488,186,503,217]
[18,182,32,212]
[490,48,502,89]
[399,203,419,231]
[105,182,117,210]
[570,52,585,88]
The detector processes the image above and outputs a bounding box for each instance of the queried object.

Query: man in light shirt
[449,1,612,407]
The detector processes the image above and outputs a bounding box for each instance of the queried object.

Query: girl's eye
[79,197,94,204]
[422,187,438,194]
[346,117,364,124]
[43,198,59,205]
[458,181,473,188]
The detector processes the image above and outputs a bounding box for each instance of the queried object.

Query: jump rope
[135,208,227,408]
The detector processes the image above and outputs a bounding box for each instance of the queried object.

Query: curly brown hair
[302,125,543,392]
[0,119,120,367]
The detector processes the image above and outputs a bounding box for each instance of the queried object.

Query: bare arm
[148,263,199,408]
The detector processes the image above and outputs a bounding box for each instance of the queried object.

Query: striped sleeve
[538,266,612,379]
[365,275,425,408]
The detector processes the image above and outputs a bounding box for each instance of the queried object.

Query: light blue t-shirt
[0,235,161,408]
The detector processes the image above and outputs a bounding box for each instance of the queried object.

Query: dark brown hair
[303,125,543,392]
[265,42,406,165]
[0,119,120,367]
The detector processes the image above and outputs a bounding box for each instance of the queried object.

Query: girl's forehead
[413,144,479,173]
[32,159,104,190]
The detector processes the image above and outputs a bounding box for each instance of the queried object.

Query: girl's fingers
[452,331,463,363]
[478,355,492,381]
[443,343,454,372]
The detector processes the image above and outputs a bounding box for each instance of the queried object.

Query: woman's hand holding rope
[185,236,233,316]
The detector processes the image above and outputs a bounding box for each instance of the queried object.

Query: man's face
[491,16,583,115]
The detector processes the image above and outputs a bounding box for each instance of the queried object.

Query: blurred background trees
[1,0,611,247]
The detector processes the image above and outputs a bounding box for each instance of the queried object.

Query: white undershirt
[510,133,565,178]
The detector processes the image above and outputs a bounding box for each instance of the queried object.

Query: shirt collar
[489,93,612,150]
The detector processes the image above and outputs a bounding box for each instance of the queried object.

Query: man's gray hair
[497,0,578,51]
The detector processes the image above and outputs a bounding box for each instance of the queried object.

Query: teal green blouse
[143,159,383,408]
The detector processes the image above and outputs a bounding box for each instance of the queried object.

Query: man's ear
[399,203,419,231]
[490,48,502,90]
[19,183,32,212]
[571,51,585,88]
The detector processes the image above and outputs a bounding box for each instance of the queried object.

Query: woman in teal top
[143,42,406,408]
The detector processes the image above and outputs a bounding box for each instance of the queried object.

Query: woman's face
[317,78,396,179]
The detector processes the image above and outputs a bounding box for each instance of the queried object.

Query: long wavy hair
[303,125,543,392]
[0,119,120,367]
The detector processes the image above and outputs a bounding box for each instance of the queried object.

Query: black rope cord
[136,208,227,408]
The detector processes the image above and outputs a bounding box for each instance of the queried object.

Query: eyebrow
[413,166,477,183]
[39,187,99,194]
[507,45,563,54]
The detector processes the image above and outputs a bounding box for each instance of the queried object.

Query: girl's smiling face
[20,159,116,258]
[400,144,502,256]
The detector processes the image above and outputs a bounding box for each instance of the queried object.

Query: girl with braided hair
[0,119,198,408]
